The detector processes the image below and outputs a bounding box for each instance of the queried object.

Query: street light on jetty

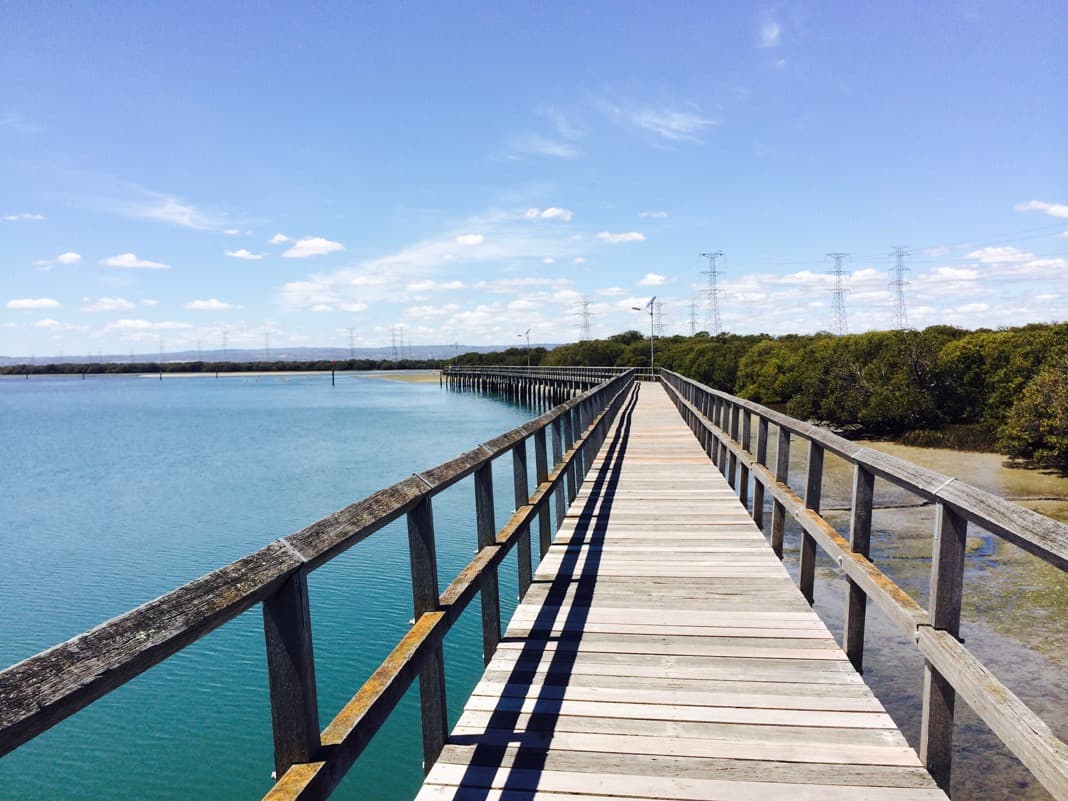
[632,296,656,369]
[518,328,531,367]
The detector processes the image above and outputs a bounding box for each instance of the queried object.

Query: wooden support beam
[512,440,532,599]
[921,502,968,792]
[406,496,447,773]
[753,416,768,529]
[534,427,551,558]
[844,465,875,672]
[262,569,321,780]
[474,463,501,664]
[770,427,791,558]
[799,440,824,604]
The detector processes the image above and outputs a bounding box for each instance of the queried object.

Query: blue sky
[2,1,1065,358]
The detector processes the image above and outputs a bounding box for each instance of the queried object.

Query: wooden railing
[0,370,637,801]
[660,369,1068,800]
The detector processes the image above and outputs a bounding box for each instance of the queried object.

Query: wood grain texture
[425,383,948,801]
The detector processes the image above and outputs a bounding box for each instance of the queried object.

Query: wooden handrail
[0,369,636,801]
[659,369,1068,800]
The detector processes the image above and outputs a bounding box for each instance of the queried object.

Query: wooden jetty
[418,383,949,801]
[2,367,1066,800]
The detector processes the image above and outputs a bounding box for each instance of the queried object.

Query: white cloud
[759,20,781,48]
[524,207,574,222]
[141,298,159,307]
[596,231,645,244]
[1014,199,1068,219]
[639,211,668,219]
[225,248,265,260]
[33,318,87,332]
[407,279,465,292]
[603,100,717,142]
[185,298,236,311]
[33,251,82,269]
[269,233,291,245]
[127,191,227,230]
[631,109,718,141]
[100,252,171,269]
[923,246,950,257]
[104,319,192,331]
[599,287,625,296]
[966,246,1031,264]
[455,233,484,245]
[1057,231,1068,239]
[2,212,45,222]
[223,228,241,235]
[638,272,667,286]
[7,297,61,309]
[81,297,137,312]
[510,134,580,159]
[281,236,345,258]
[339,302,368,313]
[543,257,555,264]
[574,257,587,264]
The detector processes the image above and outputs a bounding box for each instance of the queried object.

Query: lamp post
[518,328,531,367]
[631,296,655,369]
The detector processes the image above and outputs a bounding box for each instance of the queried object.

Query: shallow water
[766,437,1068,800]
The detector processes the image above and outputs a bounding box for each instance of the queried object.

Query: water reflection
[757,434,1067,801]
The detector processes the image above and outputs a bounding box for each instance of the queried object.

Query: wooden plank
[419,382,946,801]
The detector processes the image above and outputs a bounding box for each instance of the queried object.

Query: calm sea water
[0,372,537,800]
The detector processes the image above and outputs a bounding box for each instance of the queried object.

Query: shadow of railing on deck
[445,385,640,799]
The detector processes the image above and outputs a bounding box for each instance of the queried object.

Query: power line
[889,246,911,330]
[700,251,725,334]
[827,252,851,336]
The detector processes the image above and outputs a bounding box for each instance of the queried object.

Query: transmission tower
[827,253,851,336]
[700,251,725,334]
[576,296,593,340]
[348,327,356,358]
[889,246,911,330]
[390,326,399,361]
[688,299,698,336]
[653,299,666,337]
[264,332,270,361]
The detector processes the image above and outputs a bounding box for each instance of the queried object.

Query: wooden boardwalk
[417,383,949,801]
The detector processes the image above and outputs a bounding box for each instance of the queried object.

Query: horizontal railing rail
[0,369,637,801]
[659,369,1068,800]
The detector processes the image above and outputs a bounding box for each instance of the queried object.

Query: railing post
[799,440,823,604]
[534,426,551,557]
[474,462,501,664]
[739,409,752,509]
[512,439,532,598]
[718,401,731,475]
[921,502,968,792]
[844,465,875,672]
[407,496,448,772]
[711,398,722,464]
[551,418,566,523]
[262,568,321,781]
[770,427,791,558]
[562,411,578,504]
[753,416,769,529]
[727,404,740,489]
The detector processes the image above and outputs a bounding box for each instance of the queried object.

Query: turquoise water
[0,372,538,800]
